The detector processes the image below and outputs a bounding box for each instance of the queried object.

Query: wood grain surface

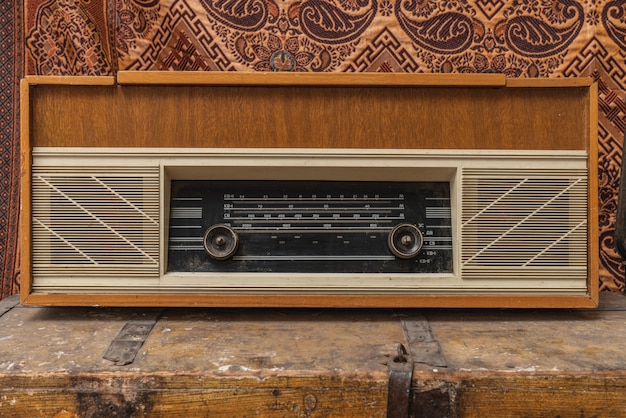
[0,293,625,416]
[28,82,591,150]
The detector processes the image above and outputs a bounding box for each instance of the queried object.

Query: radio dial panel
[167,180,453,274]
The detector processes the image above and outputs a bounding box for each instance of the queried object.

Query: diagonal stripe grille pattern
[31,167,160,279]
[461,168,588,280]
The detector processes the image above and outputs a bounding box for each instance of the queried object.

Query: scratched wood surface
[411,292,626,417]
[0,299,396,416]
[0,293,625,417]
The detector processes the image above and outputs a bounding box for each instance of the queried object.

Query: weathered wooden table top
[1,293,625,417]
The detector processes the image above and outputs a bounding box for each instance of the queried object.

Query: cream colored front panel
[30,148,589,296]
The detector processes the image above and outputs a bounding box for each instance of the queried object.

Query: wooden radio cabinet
[20,72,598,307]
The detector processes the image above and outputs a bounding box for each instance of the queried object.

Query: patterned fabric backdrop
[0,0,22,299]
[3,0,626,298]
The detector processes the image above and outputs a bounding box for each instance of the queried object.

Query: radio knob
[203,224,239,260]
[388,224,424,259]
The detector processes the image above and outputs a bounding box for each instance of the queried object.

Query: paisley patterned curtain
[4,0,625,298]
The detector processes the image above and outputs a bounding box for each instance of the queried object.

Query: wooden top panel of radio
[24,73,595,150]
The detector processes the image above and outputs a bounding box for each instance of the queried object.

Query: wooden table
[0,292,624,417]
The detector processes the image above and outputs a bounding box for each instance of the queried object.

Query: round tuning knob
[203,224,239,260]
[388,223,423,259]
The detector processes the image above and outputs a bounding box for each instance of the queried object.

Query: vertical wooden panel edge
[588,82,600,306]
[19,79,32,304]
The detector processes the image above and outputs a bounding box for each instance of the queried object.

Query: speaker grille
[461,168,588,280]
[31,167,160,280]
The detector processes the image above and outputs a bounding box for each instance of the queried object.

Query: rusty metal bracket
[401,315,447,368]
[103,310,163,366]
[386,315,448,417]
[387,344,413,418]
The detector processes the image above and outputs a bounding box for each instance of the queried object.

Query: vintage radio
[20,72,598,308]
